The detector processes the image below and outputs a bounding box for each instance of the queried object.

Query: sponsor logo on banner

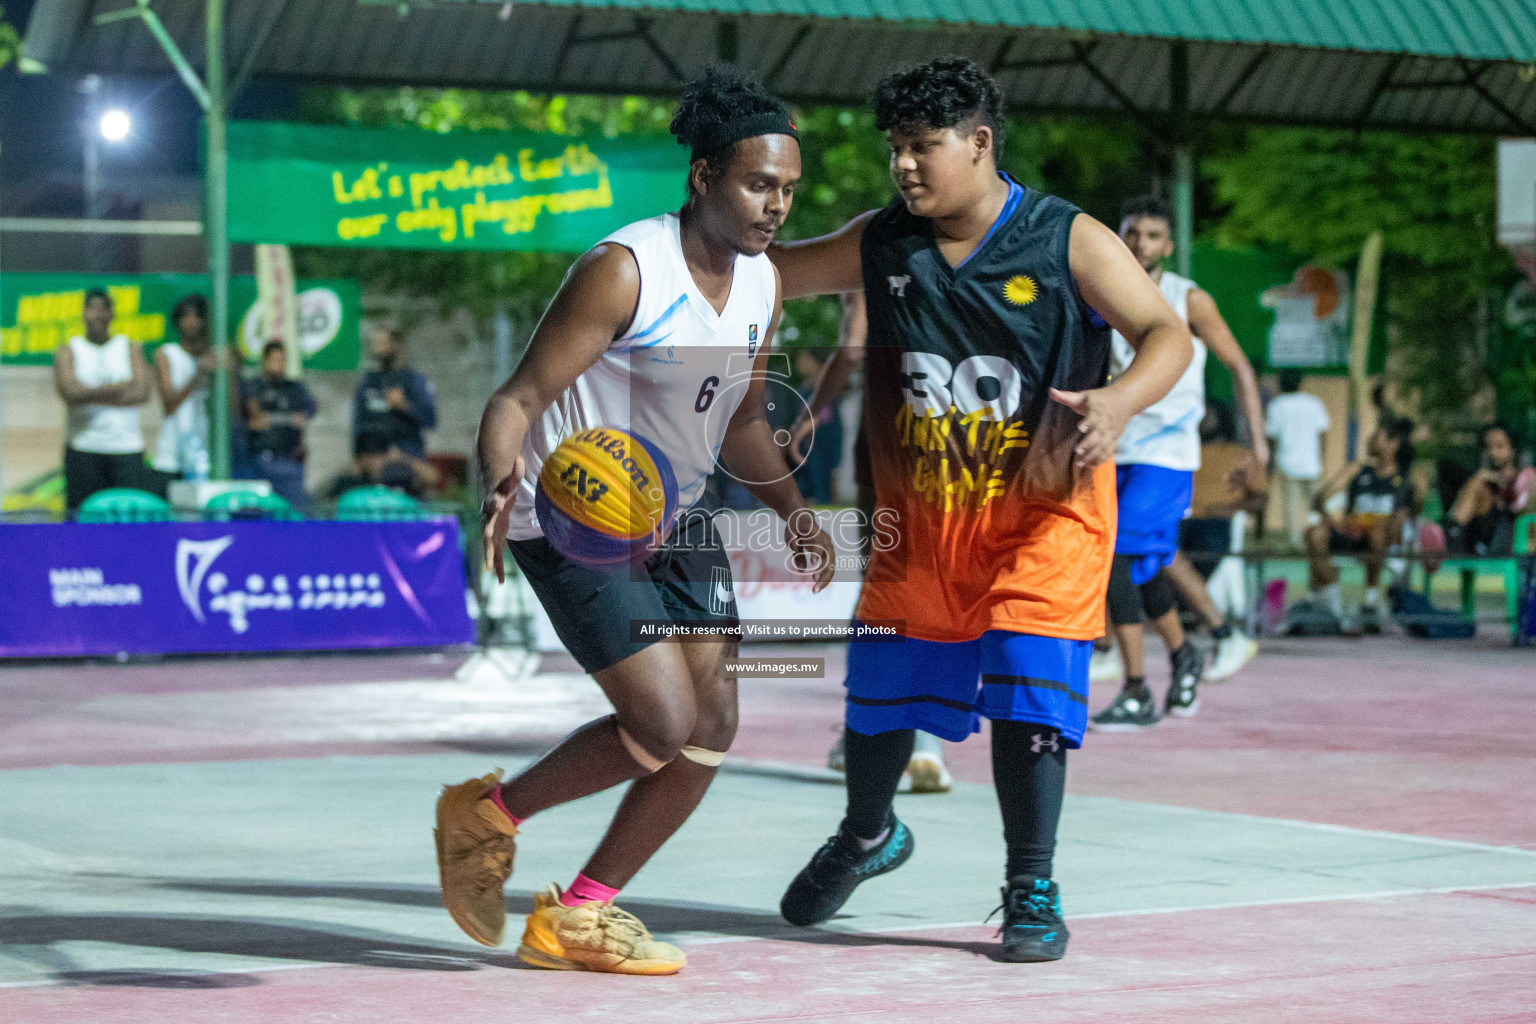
[49,567,143,607]
[175,536,386,634]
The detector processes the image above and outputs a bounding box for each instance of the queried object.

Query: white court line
[1083,794,1536,858]
[3,880,1531,989]
[727,759,1536,858]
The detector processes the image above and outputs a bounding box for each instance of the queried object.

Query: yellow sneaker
[435,771,518,946]
[516,884,687,975]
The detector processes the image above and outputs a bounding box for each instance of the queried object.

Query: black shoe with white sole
[1165,642,1204,718]
[1089,684,1160,731]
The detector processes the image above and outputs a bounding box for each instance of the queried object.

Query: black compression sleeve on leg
[1106,554,1146,626]
[1138,568,1178,621]
[842,727,915,839]
[991,720,1068,881]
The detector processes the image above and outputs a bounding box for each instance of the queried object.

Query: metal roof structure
[23,0,1536,135]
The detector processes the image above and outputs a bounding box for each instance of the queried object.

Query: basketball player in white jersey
[436,67,834,976]
[1090,196,1268,730]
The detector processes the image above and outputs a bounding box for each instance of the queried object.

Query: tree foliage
[1204,128,1518,437]
[0,6,21,71]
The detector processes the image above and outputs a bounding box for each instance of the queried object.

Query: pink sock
[560,873,621,907]
[483,785,525,828]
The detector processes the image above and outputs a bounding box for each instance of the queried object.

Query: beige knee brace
[679,745,726,767]
[616,724,671,773]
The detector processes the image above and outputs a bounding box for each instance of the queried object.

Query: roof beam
[232,0,297,100]
[766,23,811,88]
[1210,45,1269,116]
[634,17,685,84]
[1353,53,1405,133]
[1069,40,1155,131]
[550,12,584,83]
[1459,58,1536,136]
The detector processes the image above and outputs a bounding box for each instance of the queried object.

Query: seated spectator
[243,340,316,513]
[1445,424,1534,556]
[353,324,437,458]
[326,430,439,500]
[1304,419,1417,634]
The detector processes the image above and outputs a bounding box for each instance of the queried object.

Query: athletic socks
[842,727,915,840]
[1123,676,1148,696]
[560,872,621,907]
[1211,619,1233,641]
[1364,586,1381,610]
[485,785,526,828]
[991,720,1068,880]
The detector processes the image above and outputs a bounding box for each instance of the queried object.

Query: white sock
[1364,586,1381,610]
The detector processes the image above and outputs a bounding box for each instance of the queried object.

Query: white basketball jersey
[1110,271,1208,471]
[66,334,145,455]
[507,213,777,541]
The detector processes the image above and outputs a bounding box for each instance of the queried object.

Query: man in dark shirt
[353,325,437,458]
[243,340,317,513]
[326,430,438,500]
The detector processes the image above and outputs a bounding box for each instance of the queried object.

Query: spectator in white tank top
[52,288,152,513]
[151,294,216,494]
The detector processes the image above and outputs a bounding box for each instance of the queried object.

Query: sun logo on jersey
[1004,275,1038,306]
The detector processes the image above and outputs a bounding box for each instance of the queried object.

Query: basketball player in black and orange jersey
[768,58,1192,962]
[439,67,834,976]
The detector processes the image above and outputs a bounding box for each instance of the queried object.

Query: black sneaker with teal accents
[1089,683,1161,731]
[779,814,914,926]
[993,876,1069,962]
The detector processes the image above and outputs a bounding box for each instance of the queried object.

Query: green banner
[0,272,361,369]
[226,121,687,251]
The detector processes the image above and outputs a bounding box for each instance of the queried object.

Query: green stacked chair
[203,489,301,522]
[336,485,426,522]
[77,488,173,523]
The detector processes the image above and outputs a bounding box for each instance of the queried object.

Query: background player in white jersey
[436,67,834,976]
[1090,196,1268,731]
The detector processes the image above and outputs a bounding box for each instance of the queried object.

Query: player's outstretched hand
[785,509,837,593]
[480,456,525,583]
[1049,387,1131,469]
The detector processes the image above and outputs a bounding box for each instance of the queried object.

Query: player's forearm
[1233,364,1267,457]
[476,389,533,494]
[720,416,810,521]
[1103,322,1192,417]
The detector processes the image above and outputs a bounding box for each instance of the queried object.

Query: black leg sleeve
[843,726,914,840]
[1106,554,1147,626]
[991,720,1068,881]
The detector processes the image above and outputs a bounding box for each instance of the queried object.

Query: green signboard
[227,121,687,251]
[0,272,361,369]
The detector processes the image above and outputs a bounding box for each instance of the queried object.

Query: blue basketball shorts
[1114,463,1194,585]
[844,626,1092,749]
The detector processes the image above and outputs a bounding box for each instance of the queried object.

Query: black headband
[687,112,799,162]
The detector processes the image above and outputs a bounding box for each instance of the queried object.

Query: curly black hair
[1121,194,1173,225]
[670,64,792,187]
[874,57,1005,159]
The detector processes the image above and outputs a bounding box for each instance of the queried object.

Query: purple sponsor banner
[0,520,474,658]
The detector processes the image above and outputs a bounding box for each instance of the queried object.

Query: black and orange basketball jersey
[856,183,1117,642]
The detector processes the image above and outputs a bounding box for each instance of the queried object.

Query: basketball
[535,427,678,567]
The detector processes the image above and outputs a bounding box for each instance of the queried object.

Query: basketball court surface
[1,637,1532,1023]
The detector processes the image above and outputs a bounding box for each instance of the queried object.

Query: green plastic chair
[1425,513,1536,640]
[203,489,301,522]
[335,485,426,521]
[78,488,173,523]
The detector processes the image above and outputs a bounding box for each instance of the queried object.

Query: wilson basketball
[535,427,678,567]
